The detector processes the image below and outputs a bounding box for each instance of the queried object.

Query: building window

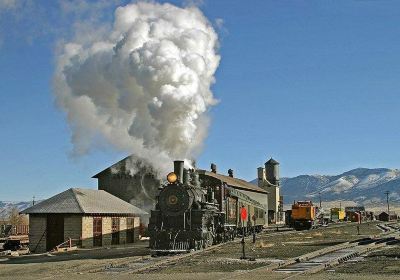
[111,217,120,245]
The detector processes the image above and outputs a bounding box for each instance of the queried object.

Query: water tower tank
[265,158,280,186]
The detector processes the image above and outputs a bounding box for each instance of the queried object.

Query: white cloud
[0,0,19,11]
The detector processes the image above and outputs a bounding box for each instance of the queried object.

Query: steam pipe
[183,169,189,185]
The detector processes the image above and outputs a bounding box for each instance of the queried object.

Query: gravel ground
[332,245,400,275]
[146,222,383,274]
[0,241,150,280]
[0,222,395,280]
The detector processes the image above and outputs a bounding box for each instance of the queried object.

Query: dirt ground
[146,222,383,274]
[333,246,400,275]
[0,241,150,279]
[0,222,398,280]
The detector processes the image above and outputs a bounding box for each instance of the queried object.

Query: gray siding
[63,215,82,244]
[28,215,46,253]
[97,172,159,212]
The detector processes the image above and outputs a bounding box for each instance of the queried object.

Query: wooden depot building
[21,188,147,253]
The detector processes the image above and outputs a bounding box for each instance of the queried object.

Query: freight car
[330,208,345,222]
[148,161,267,254]
[291,201,317,230]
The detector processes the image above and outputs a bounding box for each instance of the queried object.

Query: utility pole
[384,191,390,221]
[319,192,322,208]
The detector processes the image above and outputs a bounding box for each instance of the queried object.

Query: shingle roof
[21,188,147,215]
[197,170,268,194]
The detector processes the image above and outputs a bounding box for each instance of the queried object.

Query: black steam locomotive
[148,161,267,254]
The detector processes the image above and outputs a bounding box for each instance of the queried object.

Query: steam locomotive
[148,160,267,254]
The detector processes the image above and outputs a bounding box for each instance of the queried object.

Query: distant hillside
[251,168,400,207]
[0,201,33,219]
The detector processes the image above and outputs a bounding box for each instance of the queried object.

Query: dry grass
[258,242,274,248]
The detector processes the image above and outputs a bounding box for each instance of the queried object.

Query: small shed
[21,188,147,253]
[378,211,398,222]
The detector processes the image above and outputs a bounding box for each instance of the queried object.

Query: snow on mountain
[0,201,33,219]
[251,167,400,206]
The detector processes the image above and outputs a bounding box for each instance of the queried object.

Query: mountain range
[2,167,399,219]
[252,167,400,208]
[0,201,33,220]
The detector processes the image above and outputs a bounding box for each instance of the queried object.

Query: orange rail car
[291,201,317,230]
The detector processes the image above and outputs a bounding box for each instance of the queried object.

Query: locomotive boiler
[148,160,267,254]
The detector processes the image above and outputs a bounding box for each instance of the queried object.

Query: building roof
[92,155,158,179]
[379,211,397,216]
[21,188,148,215]
[92,156,131,178]
[197,170,268,194]
[265,158,279,165]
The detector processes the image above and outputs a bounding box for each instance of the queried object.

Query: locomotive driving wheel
[203,232,214,248]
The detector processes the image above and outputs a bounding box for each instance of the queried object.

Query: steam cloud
[54,1,220,174]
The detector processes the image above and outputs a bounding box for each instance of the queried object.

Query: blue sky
[1,0,399,201]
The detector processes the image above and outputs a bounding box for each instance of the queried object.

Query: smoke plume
[54,1,220,174]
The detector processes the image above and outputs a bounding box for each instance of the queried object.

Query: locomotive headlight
[167,172,178,183]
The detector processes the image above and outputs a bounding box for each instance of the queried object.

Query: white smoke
[54,1,220,174]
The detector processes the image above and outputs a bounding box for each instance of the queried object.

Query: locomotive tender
[148,160,268,254]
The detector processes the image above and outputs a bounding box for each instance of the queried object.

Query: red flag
[240,207,247,221]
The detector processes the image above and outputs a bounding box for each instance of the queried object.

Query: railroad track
[276,239,398,280]
[215,222,399,280]
[101,222,363,275]
[274,223,400,279]
[94,227,298,275]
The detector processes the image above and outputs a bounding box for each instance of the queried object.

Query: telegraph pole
[319,192,322,208]
[384,191,390,221]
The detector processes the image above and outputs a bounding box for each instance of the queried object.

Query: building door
[93,217,102,247]
[46,214,64,251]
[111,217,120,245]
[126,217,135,243]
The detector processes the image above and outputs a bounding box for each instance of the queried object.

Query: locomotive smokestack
[211,163,217,173]
[174,160,184,183]
[228,169,234,177]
